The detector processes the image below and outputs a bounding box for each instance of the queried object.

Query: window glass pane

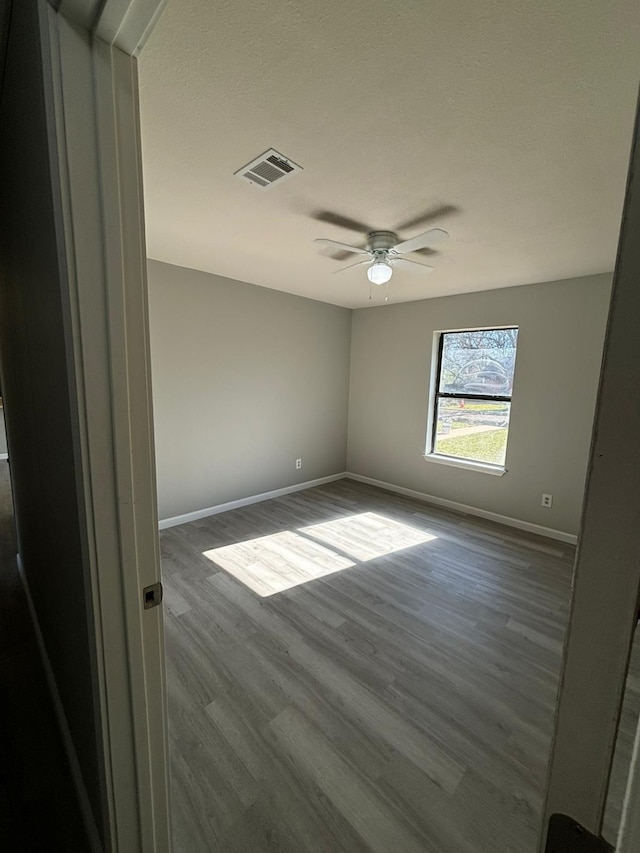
[433,398,511,465]
[439,328,518,396]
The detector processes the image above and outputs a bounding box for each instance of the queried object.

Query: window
[427,327,518,470]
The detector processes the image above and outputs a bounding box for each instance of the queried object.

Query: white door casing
[540,88,640,850]
[42,1,171,849]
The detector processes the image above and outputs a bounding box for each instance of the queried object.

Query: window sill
[423,453,506,476]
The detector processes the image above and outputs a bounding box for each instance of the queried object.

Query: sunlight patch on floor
[203,512,437,597]
[203,530,355,597]
[300,512,437,561]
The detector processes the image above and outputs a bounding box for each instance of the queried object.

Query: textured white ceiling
[139,0,640,308]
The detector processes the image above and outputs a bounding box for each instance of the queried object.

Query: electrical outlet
[541,493,553,508]
[295,458,302,470]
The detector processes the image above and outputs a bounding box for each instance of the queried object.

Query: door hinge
[142,581,163,610]
[546,814,614,852]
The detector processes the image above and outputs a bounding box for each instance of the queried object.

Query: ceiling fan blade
[311,210,373,234]
[393,228,449,255]
[332,259,372,275]
[392,257,434,274]
[314,238,369,255]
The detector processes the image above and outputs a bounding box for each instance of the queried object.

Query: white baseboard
[158,472,348,529]
[160,469,576,545]
[345,472,578,545]
[16,554,103,853]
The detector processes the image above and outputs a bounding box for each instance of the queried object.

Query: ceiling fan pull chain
[385,281,389,303]
[369,281,372,300]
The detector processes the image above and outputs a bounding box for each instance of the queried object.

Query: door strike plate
[546,814,614,852]
[142,582,163,610]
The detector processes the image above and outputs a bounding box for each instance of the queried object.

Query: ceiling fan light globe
[367,261,393,285]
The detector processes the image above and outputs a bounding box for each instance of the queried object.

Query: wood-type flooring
[160,478,640,852]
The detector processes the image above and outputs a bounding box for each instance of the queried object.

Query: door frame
[540,89,640,850]
[42,1,171,849]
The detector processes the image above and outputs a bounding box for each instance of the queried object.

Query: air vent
[235,149,302,190]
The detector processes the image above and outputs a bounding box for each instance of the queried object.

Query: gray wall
[347,274,612,535]
[0,0,104,844]
[148,260,352,520]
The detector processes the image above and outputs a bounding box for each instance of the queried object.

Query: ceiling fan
[314,227,449,287]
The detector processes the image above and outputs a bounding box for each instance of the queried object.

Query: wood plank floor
[160,478,640,852]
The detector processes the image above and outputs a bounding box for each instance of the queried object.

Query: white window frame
[424,325,518,475]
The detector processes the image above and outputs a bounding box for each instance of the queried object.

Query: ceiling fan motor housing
[367,231,398,253]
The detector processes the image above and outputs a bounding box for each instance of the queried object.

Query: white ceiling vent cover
[235,149,302,190]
